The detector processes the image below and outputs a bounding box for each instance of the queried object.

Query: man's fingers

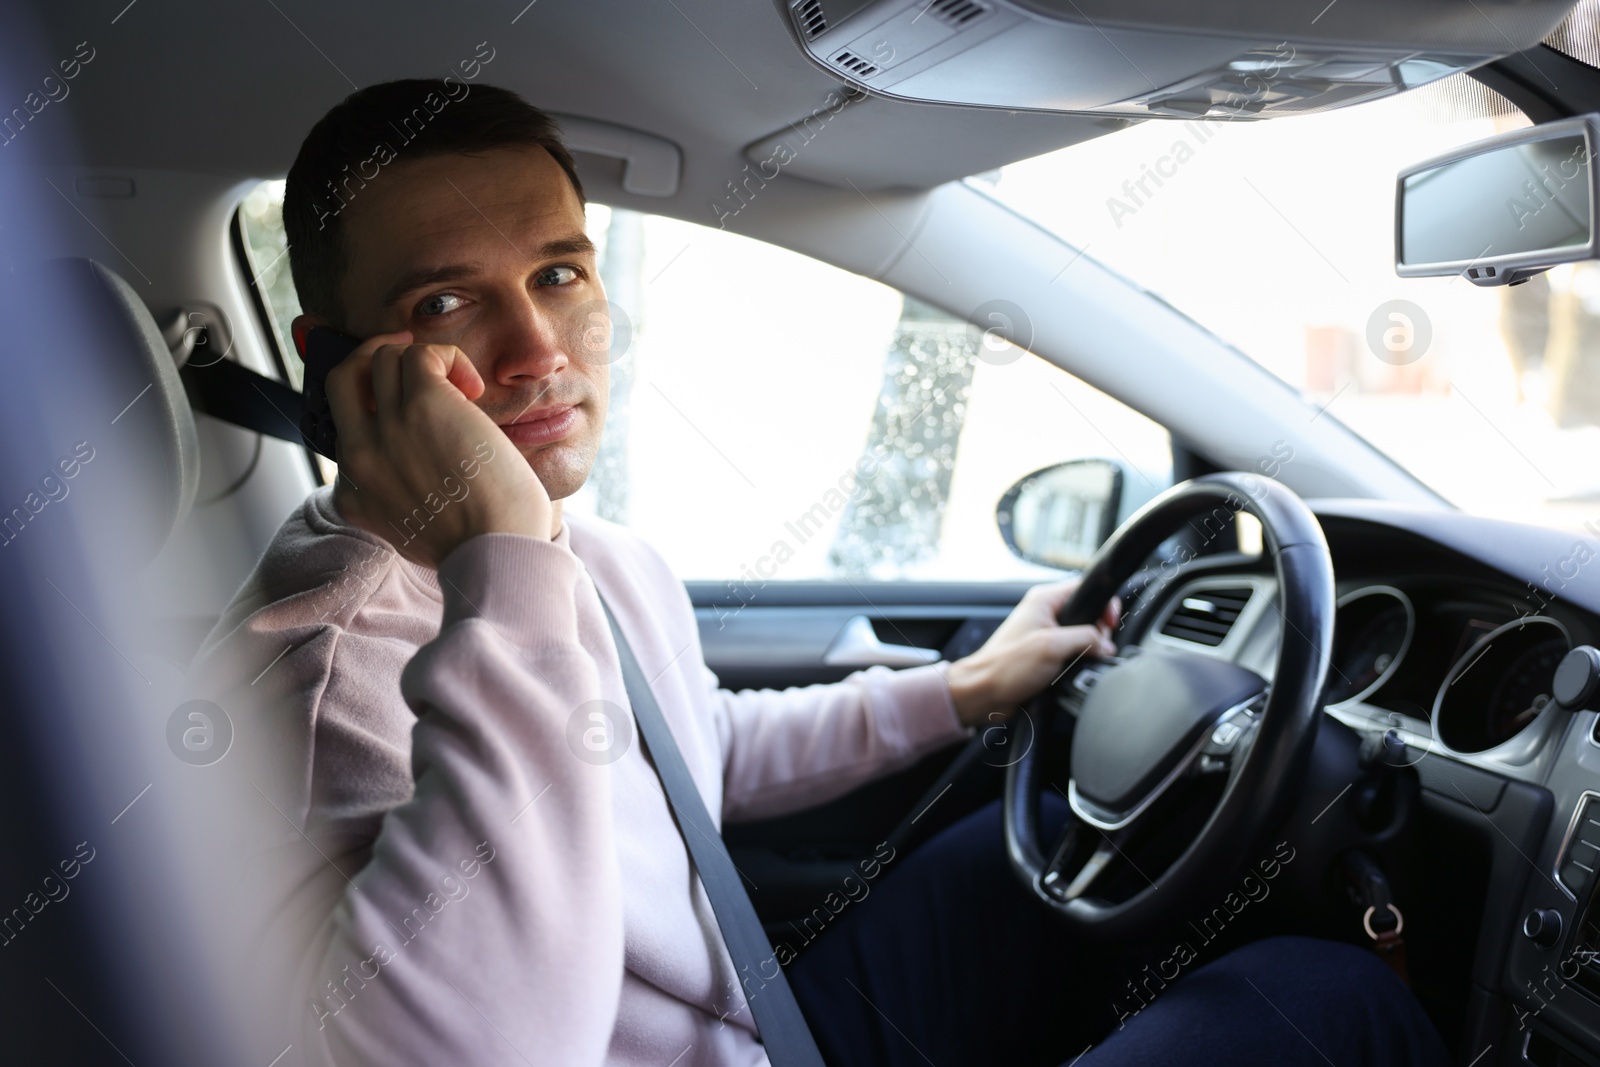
[370,344,407,420]
[345,330,410,416]
[326,331,412,455]
[397,344,485,407]
[1046,623,1116,662]
[397,343,447,403]
[1033,578,1081,615]
[1027,581,1121,636]
[441,346,485,400]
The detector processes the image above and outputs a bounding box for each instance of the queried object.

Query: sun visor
[743,94,1131,190]
[779,0,1574,119]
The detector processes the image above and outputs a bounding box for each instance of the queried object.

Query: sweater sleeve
[269,534,625,1067]
[709,660,970,824]
[590,523,972,826]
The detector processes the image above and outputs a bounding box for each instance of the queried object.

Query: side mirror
[995,459,1123,571]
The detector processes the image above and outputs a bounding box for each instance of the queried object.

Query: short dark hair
[283,79,586,322]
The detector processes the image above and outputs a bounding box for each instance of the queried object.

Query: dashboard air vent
[793,0,827,40]
[1160,586,1253,647]
[832,50,880,77]
[926,0,987,26]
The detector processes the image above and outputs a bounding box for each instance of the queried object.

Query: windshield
[991,68,1600,531]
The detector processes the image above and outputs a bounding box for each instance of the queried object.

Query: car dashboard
[1118,498,1600,1064]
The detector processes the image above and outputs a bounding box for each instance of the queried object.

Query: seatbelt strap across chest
[597,596,827,1067]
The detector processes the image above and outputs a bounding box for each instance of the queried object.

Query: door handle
[822,615,941,668]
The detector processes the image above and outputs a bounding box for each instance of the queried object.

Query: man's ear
[290,313,329,360]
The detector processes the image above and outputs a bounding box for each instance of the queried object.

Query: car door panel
[691,580,1029,689]
[687,580,1033,926]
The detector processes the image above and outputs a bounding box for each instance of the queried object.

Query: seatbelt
[598,596,827,1067]
[178,356,306,446]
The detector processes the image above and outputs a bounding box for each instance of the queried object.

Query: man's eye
[535,265,580,287]
[418,292,466,317]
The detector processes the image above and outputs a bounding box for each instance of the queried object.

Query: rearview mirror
[1396,114,1600,286]
[996,459,1123,571]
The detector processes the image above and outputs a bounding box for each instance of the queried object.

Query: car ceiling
[14,0,1122,200]
[9,0,1578,518]
[3,0,1481,515]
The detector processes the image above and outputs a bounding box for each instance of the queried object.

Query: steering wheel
[1003,473,1335,939]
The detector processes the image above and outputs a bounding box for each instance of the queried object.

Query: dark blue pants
[787,798,1452,1067]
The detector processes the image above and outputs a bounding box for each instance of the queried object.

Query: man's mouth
[498,403,579,447]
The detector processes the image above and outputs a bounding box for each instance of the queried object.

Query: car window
[1548,0,1600,68]
[239,181,305,389]
[987,68,1600,532]
[236,187,1172,582]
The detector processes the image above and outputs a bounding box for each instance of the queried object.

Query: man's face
[331,145,608,502]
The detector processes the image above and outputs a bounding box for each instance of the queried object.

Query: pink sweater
[188,486,967,1066]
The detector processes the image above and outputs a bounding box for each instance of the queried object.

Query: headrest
[14,259,200,567]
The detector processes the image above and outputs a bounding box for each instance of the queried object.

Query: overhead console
[778,0,1574,118]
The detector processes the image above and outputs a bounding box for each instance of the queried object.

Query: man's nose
[488,299,571,385]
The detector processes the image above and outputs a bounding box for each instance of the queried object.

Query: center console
[1501,716,1600,1065]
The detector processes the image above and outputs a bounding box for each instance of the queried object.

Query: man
[189,80,1450,1066]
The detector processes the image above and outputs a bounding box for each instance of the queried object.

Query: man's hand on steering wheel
[1002,475,1334,937]
[947,580,1121,728]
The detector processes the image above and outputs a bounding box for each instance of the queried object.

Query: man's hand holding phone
[323,331,553,567]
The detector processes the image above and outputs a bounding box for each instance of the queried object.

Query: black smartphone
[295,326,362,460]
